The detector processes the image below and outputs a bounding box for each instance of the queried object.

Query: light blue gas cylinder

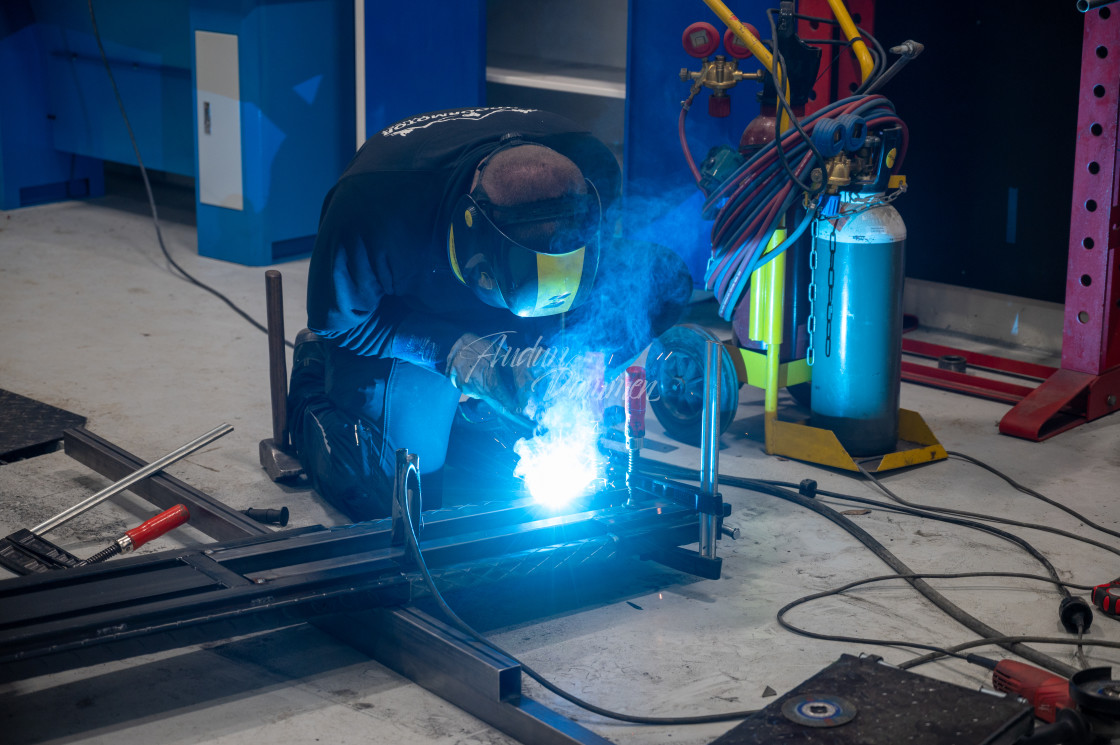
[808,195,906,456]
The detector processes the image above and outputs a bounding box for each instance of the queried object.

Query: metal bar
[33,424,233,535]
[901,338,1057,382]
[0,486,705,672]
[316,607,614,745]
[63,427,270,541]
[900,362,1038,405]
[699,341,720,560]
[265,270,290,448]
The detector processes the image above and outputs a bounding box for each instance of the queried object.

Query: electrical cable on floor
[775,571,1097,664]
[948,450,1120,542]
[399,479,761,726]
[645,460,1071,595]
[855,462,1120,564]
[86,0,291,349]
[638,460,1081,678]
[900,635,1120,672]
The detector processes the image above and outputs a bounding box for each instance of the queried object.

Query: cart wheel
[646,324,740,445]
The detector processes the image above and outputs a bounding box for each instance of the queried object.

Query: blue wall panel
[0,1,104,209]
[624,0,771,286]
[30,0,194,177]
[362,1,486,139]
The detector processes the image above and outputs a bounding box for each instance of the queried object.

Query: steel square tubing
[317,606,614,745]
[0,497,699,668]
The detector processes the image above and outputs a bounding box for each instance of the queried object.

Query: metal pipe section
[33,424,234,535]
[1078,0,1119,11]
[699,341,721,559]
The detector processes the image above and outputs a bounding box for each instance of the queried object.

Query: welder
[288,106,691,520]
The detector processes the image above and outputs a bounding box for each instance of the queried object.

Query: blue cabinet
[0,1,485,266]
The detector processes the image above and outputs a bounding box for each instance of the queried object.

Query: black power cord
[639,461,1083,679]
[856,463,1120,564]
[948,450,1120,542]
[87,0,291,349]
[775,571,1100,667]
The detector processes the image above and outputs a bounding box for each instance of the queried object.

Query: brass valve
[824,154,852,193]
[680,56,764,96]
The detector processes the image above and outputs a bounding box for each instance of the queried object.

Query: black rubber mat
[0,389,86,462]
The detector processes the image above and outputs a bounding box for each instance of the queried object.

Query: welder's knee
[294,403,393,521]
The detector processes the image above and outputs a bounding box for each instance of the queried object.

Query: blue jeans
[287,339,463,521]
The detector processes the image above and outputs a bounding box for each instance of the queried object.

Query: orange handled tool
[80,505,191,565]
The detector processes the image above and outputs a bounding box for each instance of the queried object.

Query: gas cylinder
[808,194,905,456]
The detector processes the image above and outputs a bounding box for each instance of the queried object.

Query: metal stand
[908,10,1120,442]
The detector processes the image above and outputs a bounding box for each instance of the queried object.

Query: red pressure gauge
[682,22,720,58]
[723,25,759,59]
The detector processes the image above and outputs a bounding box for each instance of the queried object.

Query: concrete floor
[2,175,1120,745]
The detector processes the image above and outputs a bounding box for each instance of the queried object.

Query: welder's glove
[446,333,544,431]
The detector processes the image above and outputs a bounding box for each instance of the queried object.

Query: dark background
[874,1,1084,303]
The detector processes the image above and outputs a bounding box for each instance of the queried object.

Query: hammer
[259,270,304,481]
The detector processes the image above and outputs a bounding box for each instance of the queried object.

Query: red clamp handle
[625,366,646,440]
[125,504,190,550]
[1092,579,1120,616]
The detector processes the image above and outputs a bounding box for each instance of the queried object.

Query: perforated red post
[1000,7,1120,440]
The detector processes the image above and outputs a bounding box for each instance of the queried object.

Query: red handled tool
[991,660,1073,723]
[1091,578,1120,616]
[80,505,191,565]
[625,366,647,443]
[624,367,647,505]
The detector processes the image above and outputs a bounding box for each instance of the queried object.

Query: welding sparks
[514,398,602,509]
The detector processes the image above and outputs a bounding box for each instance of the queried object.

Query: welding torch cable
[633,461,1080,677]
[398,487,762,725]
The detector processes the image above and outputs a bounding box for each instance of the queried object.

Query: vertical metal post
[699,341,721,559]
[265,270,289,448]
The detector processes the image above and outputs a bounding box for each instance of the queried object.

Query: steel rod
[33,424,234,535]
[265,270,289,447]
[699,341,721,559]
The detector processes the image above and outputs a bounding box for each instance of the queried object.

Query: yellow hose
[825,0,874,83]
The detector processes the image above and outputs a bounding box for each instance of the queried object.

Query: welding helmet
[447,148,602,317]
